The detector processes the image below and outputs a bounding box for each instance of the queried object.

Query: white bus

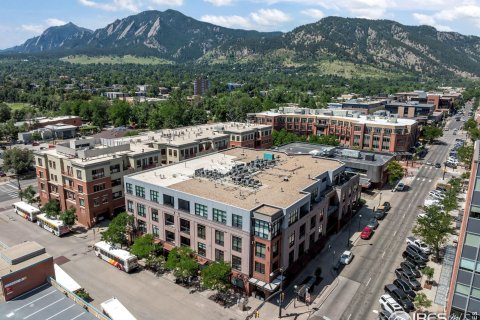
[36,213,70,236]
[12,201,40,222]
[94,241,138,273]
[101,297,137,320]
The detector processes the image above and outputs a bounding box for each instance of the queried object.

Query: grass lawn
[60,55,174,65]
[6,102,31,110]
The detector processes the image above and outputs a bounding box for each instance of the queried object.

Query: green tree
[201,261,231,292]
[41,199,61,219]
[414,292,432,311]
[2,147,34,193]
[457,144,474,167]
[165,247,198,280]
[421,266,435,285]
[130,234,159,259]
[309,134,340,146]
[60,207,76,227]
[386,160,404,185]
[0,103,11,121]
[19,185,36,204]
[422,125,443,143]
[31,131,42,141]
[441,189,459,214]
[413,205,456,261]
[145,255,166,273]
[464,118,477,132]
[101,212,134,248]
[1,119,19,142]
[108,100,131,127]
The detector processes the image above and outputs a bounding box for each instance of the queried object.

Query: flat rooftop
[0,284,97,320]
[129,148,343,210]
[0,242,52,278]
[275,143,394,166]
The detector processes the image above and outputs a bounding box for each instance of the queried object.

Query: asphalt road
[0,178,37,203]
[339,108,470,320]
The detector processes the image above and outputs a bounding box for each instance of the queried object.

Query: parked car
[0,171,6,177]
[375,210,387,220]
[366,218,379,230]
[400,262,421,278]
[406,245,429,261]
[378,310,391,320]
[379,294,404,314]
[340,251,354,265]
[395,267,417,281]
[435,162,441,168]
[393,182,406,192]
[397,273,422,291]
[393,278,417,301]
[384,284,415,312]
[445,161,458,169]
[402,251,427,268]
[425,161,433,166]
[406,237,431,255]
[361,227,374,240]
[379,202,391,212]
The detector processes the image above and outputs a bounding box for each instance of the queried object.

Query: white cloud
[204,0,233,6]
[250,8,291,26]
[78,0,141,12]
[21,24,44,34]
[300,8,325,20]
[412,13,436,26]
[150,0,183,5]
[200,14,252,29]
[46,18,67,27]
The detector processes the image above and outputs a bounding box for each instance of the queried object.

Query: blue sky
[1,0,479,49]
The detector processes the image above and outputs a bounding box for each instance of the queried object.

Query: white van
[393,182,405,192]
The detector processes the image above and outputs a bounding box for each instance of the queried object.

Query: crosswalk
[0,183,20,199]
[415,178,433,182]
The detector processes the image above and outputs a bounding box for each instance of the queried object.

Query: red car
[360,227,373,240]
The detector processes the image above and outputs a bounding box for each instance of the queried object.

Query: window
[102,195,108,204]
[150,190,159,203]
[137,220,147,233]
[299,223,306,239]
[195,203,208,218]
[126,183,133,194]
[455,283,470,296]
[232,214,243,229]
[152,225,159,238]
[110,164,120,174]
[135,186,145,198]
[465,233,480,247]
[310,216,316,229]
[112,191,122,199]
[471,287,480,300]
[39,171,44,179]
[79,198,85,207]
[37,158,43,166]
[76,170,82,179]
[215,249,224,262]
[40,183,45,191]
[165,213,174,226]
[93,183,105,192]
[255,242,266,258]
[163,194,174,207]
[253,219,269,239]
[178,199,190,212]
[232,256,242,271]
[93,198,100,207]
[289,232,295,248]
[92,168,104,180]
[232,236,242,252]
[180,236,190,247]
[288,209,299,226]
[111,178,122,187]
[255,262,265,274]
[151,209,159,222]
[460,258,476,271]
[198,243,206,257]
[215,230,224,246]
[213,209,226,224]
[272,241,279,258]
[197,224,206,239]
[180,219,190,233]
[166,230,175,243]
[136,203,146,217]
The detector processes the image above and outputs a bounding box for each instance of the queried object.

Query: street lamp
[358,214,362,231]
[379,192,382,206]
[271,267,285,318]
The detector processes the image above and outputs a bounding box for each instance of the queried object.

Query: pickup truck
[406,237,431,255]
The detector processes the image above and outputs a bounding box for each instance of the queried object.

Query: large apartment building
[447,141,480,317]
[34,123,273,228]
[124,148,360,296]
[249,108,419,154]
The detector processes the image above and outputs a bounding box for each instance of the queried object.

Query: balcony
[62,171,73,177]
[92,173,105,180]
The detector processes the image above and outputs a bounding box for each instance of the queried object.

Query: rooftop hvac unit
[364,154,375,161]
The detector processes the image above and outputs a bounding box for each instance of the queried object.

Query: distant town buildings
[14,116,82,130]
[125,148,361,296]
[193,77,209,96]
[34,122,272,228]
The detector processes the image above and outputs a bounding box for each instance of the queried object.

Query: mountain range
[5,9,480,78]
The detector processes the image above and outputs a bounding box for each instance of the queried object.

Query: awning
[359,177,371,188]
[249,275,285,292]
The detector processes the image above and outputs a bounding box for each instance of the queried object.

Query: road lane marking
[381,251,386,259]
[372,310,379,314]
[394,230,397,236]
[422,178,426,181]
[365,277,372,287]
[347,314,352,320]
